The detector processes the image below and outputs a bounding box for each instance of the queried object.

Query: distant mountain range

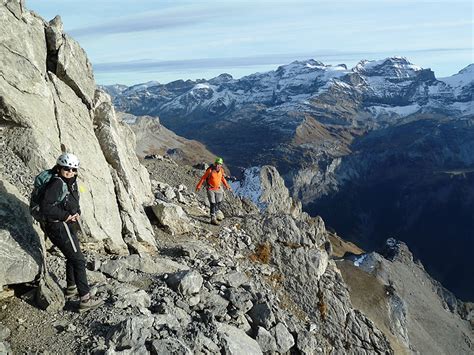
[103,57,474,300]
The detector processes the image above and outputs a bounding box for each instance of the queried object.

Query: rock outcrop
[232,166,302,217]
[338,238,474,354]
[117,112,217,165]
[0,0,157,290]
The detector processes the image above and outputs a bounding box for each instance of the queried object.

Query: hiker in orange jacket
[196,157,232,225]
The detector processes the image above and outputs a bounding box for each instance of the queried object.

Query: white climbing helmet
[56,153,80,168]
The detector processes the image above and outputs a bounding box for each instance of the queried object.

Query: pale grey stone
[151,338,192,355]
[255,327,277,353]
[93,90,156,252]
[223,271,249,288]
[113,287,151,310]
[202,292,229,318]
[107,316,153,351]
[152,201,191,235]
[167,270,203,296]
[270,323,295,353]
[217,323,263,355]
[56,33,96,108]
[0,324,11,341]
[0,180,42,288]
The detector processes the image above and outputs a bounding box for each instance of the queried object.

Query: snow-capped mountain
[106,57,473,129]
[104,57,474,301]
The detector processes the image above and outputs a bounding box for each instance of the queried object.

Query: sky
[28,0,473,86]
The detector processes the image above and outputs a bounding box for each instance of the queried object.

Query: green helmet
[215,157,224,165]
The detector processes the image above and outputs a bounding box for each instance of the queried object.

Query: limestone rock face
[259,166,302,217]
[0,179,42,289]
[93,91,156,251]
[233,165,302,217]
[0,0,157,268]
[56,34,96,108]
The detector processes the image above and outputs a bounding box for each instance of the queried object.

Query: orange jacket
[196,165,230,191]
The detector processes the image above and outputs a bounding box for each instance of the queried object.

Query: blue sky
[28,0,473,85]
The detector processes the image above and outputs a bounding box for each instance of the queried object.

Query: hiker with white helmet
[39,153,102,312]
[196,157,232,225]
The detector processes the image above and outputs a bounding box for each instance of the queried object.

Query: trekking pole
[63,222,78,253]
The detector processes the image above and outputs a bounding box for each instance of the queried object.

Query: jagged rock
[35,272,65,312]
[224,272,248,288]
[1,1,158,255]
[166,270,203,296]
[201,291,229,318]
[0,323,11,353]
[154,314,182,333]
[93,90,157,251]
[150,339,192,355]
[163,186,176,200]
[45,16,63,53]
[47,73,127,253]
[99,260,138,282]
[317,263,393,353]
[56,33,95,108]
[112,285,151,310]
[387,291,409,346]
[217,323,263,355]
[380,238,413,264]
[248,302,276,329]
[105,345,148,355]
[255,327,277,353]
[233,166,302,217]
[194,333,220,354]
[152,201,191,235]
[106,316,153,351]
[0,179,42,288]
[270,323,295,353]
[0,341,11,355]
[296,329,321,354]
[225,288,253,313]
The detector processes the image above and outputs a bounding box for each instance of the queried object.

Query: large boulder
[152,201,191,235]
[0,179,42,288]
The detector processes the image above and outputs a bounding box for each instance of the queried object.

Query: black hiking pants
[43,221,90,297]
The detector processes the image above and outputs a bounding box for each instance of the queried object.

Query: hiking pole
[63,222,78,253]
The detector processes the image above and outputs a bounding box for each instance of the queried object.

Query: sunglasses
[62,167,77,172]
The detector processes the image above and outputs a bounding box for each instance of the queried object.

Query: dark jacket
[40,174,81,222]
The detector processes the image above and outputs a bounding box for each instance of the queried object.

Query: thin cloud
[69,6,226,38]
[93,48,472,74]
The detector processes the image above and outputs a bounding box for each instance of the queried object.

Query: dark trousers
[43,221,90,297]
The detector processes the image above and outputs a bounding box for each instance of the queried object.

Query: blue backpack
[30,169,68,222]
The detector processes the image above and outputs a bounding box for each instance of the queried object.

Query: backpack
[30,169,68,222]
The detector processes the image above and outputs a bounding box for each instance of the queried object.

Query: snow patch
[230,167,267,210]
[368,103,421,117]
[354,254,368,267]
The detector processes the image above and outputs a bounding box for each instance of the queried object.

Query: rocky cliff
[0,0,156,290]
[0,1,473,354]
[117,112,217,165]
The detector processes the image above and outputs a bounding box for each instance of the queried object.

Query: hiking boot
[64,286,78,300]
[79,295,103,313]
[211,217,220,225]
[216,212,224,221]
